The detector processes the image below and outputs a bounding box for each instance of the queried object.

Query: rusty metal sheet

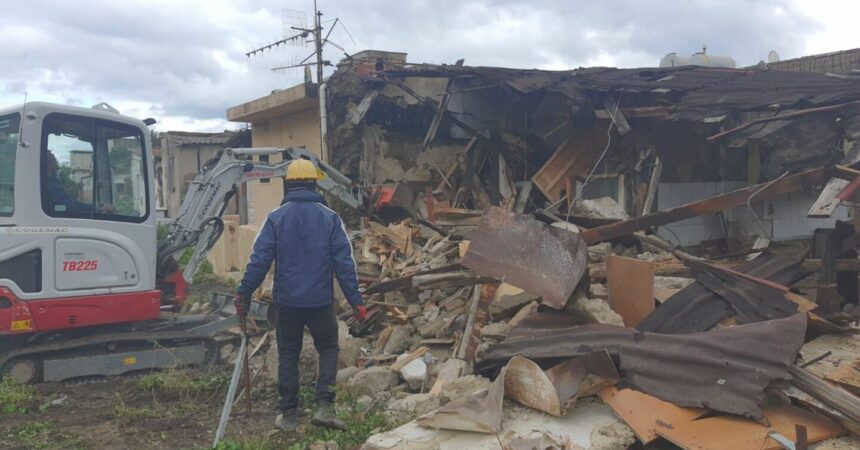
[478,313,808,419]
[638,251,808,334]
[460,207,588,309]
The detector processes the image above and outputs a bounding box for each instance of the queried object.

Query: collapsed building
[219,48,860,449]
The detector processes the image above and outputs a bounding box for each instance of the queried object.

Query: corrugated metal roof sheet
[477,313,807,419]
[637,251,809,334]
[382,63,860,117]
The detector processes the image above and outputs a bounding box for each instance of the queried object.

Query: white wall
[656,182,850,246]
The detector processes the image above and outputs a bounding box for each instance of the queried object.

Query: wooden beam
[389,347,429,371]
[641,157,662,216]
[423,59,464,148]
[594,106,672,119]
[603,97,631,135]
[580,167,838,244]
[789,364,860,425]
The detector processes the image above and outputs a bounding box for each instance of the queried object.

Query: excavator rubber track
[0,294,269,384]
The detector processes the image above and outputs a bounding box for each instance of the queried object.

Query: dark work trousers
[275,304,340,412]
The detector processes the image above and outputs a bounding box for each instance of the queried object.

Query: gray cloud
[0,0,823,129]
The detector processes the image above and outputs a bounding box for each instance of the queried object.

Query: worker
[44,151,90,214]
[234,158,366,433]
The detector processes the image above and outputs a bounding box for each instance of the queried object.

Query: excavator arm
[156,147,363,305]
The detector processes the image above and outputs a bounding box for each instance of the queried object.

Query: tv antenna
[245,1,356,83]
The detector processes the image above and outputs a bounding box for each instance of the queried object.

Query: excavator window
[0,113,19,217]
[41,113,149,222]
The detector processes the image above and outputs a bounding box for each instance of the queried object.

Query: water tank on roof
[660,47,736,68]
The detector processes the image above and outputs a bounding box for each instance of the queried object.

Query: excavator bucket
[461,207,588,309]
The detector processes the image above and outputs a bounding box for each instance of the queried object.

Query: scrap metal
[460,207,588,309]
[638,251,808,334]
[477,313,808,419]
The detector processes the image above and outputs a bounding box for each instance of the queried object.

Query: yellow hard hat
[286,159,320,181]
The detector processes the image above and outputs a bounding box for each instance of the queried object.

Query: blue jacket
[237,188,363,309]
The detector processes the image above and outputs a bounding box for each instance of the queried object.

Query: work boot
[274,409,299,432]
[311,402,347,430]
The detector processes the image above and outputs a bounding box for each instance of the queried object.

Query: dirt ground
[1,368,273,450]
[0,364,384,450]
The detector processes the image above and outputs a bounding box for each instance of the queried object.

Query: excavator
[0,101,365,383]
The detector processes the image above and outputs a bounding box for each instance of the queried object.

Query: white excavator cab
[0,102,161,335]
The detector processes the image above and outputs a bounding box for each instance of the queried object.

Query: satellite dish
[768,50,780,63]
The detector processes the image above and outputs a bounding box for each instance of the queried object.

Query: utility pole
[313,0,324,84]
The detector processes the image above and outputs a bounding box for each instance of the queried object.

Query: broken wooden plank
[790,364,860,426]
[580,167,839,244]
[423,59,464,148]
[531,128,609,204]
[641,157,662,216]
[465,283,497,363]
[389,346,429,371]
[347,91,379,125]
[411,271,492,290]
[811,141,860,218]
[508,301,538,327]
[825,360,860,392]
[599,386,707,444]
[514,180,533,214]
[808,179,850,218]
[455,286,482,361]
[607,255,655,327]
[657,404,844,450]
[603,97,631,135]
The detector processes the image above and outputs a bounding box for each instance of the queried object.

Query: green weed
[3,421,87,450]
[285,387,388,449]
[0,377,39,414]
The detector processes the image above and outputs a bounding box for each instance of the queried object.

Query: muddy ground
[0,365,384,450]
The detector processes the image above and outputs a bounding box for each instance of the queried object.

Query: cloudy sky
[1,0,857,132]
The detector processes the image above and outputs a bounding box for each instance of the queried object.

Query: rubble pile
[324,202,860,449]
